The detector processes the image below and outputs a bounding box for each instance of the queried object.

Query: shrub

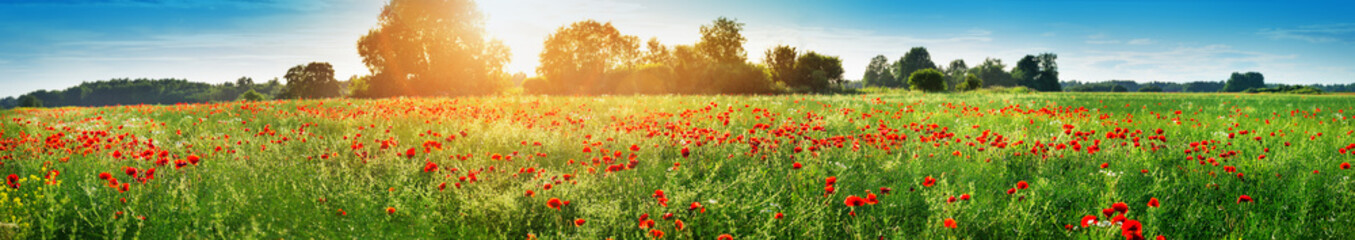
[237,89,266,102]
[907,69,946,92]
[956,73,983,92]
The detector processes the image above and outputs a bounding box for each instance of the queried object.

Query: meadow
[1,92,1353,239]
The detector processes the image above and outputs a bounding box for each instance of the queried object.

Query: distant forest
[1,78,287,109]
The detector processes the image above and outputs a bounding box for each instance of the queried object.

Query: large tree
[1012,55,1040,89]
[795,51,844,91]
[698,17,747,65]
[281,62,341,99]
[1221,72,1265,92]
[356,0,510,97]
[537,20,640,94]
[971,58,1013,87]
[892,47,938,88]
[764,45,799,87]
[862,55,896,88]
[1035,53,1061,92]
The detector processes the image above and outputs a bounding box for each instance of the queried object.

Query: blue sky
[2,0,1353,97]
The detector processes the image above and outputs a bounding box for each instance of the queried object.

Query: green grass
[1,92,1353,239]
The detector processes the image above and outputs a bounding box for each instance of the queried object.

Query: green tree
[1221,72,1265,92]
[794,51,844,92]
[943,59,968,91]
[863,55,896,88]
[893,47,937,89]
[971,58,1013,87]
[537,20,641,95]
[1035,53,1061,92]
[1111,85,1128,92]
[1012,55,1039,88]
[282,62,341,99]
[763,45,799,87]
[238,89,266,101]
[1138,85,1163,92]
[18,95,42,108]
[698,17,747,65]
[956,73,983,91]
[357,0,510,97]
[908,68,946,92]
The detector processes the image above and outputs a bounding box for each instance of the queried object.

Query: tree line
[5,0,1351,109]
[861,47,1063,92]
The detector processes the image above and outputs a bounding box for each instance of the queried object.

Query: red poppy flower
[947,196,957,204]
[98,172,112,180]
[943,218,957,229]
[630,144,641,152]
[405,147,416,158]
[774,212,784,219]
[880,187,892,194]
[689,202,704,212]
[1342,162,1350,170]
[1112,202,1129,214]
[1081,215,1098,228]
[1237,195,1253,203]
[922,176,936,187]
[187,155,201,165]
[648,229,664,238]
[1101,163,1109,168]
[1121,219,1143,240]
[1016,181,1029,190]
[574,218,586,227]
[1102,208,1115,218]
[386,207,396,215]
[337,208,346,216]
[547,198,563,210]
[674,219,685,231]
[792,162,802,169]
[5,174,18,189]
[826,176,837,185]
[844,195,867,207]
[1147,198,1159,208]
[1111,214,1126,225]
[825,185,835,195]
[423,161,438,172]
[124,167,138,177]
[960,194,971,201]
[681,147,690,158]
[717,234,733,240]
[1006,188,1016,195]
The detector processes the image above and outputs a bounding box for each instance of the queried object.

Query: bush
[956,73,983,92]
[907,69,946,92]
[237,89,266,102]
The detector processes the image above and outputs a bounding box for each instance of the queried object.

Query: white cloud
[1127,38,1153,45]
[1258,24,1355,43]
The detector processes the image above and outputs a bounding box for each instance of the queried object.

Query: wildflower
[922,176,936,187]
[547,198,563,210]
[1147,198,1159,208]
[844,195,867,207]
[574,218,586,227]
[943,218,957,228]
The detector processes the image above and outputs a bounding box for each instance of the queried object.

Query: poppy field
[1,92,1354,239]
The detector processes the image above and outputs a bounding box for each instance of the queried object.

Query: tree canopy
[536,20,640,95]
[356,0,510,98]
[862,55,897,88]
[281,62,341,99]
[1221,72,1265,92]
[893,47,937,89]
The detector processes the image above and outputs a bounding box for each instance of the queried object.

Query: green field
[1,92,1353,239]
